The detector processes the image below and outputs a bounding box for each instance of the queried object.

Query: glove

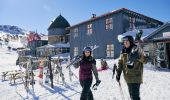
[130,52,139,61]
[92,80,101,90]
[126,51,139,67]
[127,65,133,69]
[116,75,120,82]
[96,80,101,86]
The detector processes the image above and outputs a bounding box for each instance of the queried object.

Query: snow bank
[0,43,170,100]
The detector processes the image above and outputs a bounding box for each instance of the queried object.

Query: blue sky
[0,0,170,34]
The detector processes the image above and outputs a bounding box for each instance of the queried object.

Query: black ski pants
[127,83,141,100]
[80,79,93,100]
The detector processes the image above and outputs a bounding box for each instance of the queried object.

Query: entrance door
[166,43,170,69]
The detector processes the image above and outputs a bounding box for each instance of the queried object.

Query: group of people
[73,35,147,100]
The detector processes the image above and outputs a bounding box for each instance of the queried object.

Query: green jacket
[117,46,147,83]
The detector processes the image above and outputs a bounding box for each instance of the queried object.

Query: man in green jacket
[116,35,147,100]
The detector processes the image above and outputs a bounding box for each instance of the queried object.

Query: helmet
[122,35,134,43]
[83,46,92,52]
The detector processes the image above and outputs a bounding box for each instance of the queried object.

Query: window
[106,18,113,30]
[87,24,93,35]
[62,48,70,53]
[142,44,149,57]
[60,36,65,42]
[106,44,114,57]
[129,17,135,30]
[73,28,78,38]
[55,48,62,54]
[74,47,78,56]
[157,42,165,60]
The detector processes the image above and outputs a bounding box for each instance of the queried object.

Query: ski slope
[0,44,170,100]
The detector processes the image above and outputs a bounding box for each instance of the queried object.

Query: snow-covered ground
[0,43,170,100]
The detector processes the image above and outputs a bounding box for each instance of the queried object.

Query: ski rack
[18,56,54,88]
[31,56,54,88]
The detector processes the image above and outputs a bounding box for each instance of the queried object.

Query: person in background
[100,59,108,70]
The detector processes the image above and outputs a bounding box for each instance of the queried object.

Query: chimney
[91,14,96,18]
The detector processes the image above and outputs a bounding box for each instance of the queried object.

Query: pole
[118,82,125,100]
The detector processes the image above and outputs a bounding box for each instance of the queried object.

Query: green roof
[48,15,70,30]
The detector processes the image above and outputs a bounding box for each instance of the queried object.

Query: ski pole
[112,64,117,79]
[118,82,125,100]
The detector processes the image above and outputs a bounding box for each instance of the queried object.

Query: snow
[40,35,48,41]
[52,53,70,59]
[37,43,70,50]
[118,28,157,42]
[37,44,55,49]
[0,25,28,35]
[52,43,70,48]
[8,41,24,49]
[0,41,170,100]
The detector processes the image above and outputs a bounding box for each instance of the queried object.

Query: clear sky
[1,0,170,34]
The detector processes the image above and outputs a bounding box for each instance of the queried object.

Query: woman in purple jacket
[74,47,101,100]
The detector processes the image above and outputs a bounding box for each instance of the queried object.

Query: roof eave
[143,23,170,40]
[68,8,163,29]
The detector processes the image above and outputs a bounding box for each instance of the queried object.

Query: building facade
[48,15,70,44]
[28,40,48,56]
[68,8,163,59]
[143,22,170,68]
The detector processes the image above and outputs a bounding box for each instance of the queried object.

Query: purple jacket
[79,62,93,80]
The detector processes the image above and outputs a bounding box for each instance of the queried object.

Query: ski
[18,63,29,96]
[48,56,54,88]
[66,45,99,68]
[17,56,36,98]
[66,55,81,68]
[44,66,50,83]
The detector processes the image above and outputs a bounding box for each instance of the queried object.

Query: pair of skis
[18,57,35,97]
[36,56,54,88]
[54,62,66,85]
[43,57,53,88]
[66,45,99,68]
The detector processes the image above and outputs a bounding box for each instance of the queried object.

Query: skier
[116,35,147,100]
[73,47,101,100]
[100,59,108,70]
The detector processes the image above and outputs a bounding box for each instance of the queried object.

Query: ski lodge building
[36,15,70,57]
[143,23,170,68]
[35,8,170,68]
[67,8,163,59]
